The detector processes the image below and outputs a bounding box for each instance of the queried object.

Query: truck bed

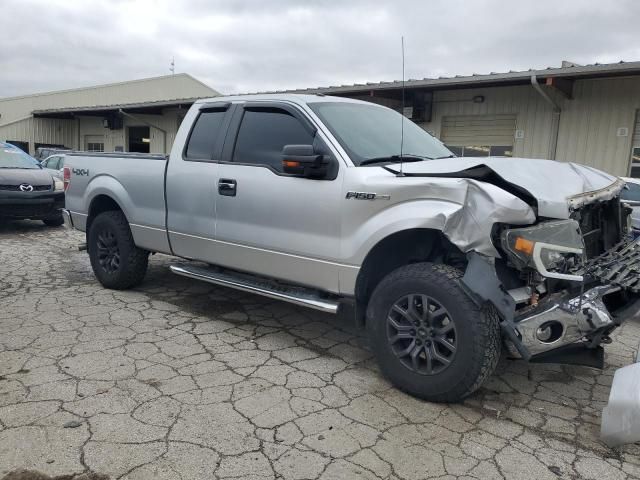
[64,152,170,253]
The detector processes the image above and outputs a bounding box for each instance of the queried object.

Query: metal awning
[32,97,202,119]
[257,60,640,96]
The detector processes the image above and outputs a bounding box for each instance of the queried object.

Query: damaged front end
[463,180,640,368]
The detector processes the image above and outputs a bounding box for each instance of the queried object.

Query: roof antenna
[398,36,406,177]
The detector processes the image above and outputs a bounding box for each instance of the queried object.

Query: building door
[128,126,150,153]
[629,111,640,178]
[440,114,516,157]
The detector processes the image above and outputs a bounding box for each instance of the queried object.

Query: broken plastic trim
[461,252,531,360]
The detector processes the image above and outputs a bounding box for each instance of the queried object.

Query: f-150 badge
[345,191,390,200]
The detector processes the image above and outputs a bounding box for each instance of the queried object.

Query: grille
[0,184,52,191]
[573,197,623,258]
[0,204,56,217]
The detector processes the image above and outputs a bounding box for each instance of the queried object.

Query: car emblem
[19,184,34,192]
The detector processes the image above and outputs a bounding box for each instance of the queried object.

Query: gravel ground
[1,220,640,480]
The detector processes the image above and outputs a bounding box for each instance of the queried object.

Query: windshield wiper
[359,154,431,166]
[0,166,37,169]
[433,154,456,159]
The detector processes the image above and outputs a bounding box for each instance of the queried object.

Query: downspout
[118,109,168,154]
[531,75,561,160]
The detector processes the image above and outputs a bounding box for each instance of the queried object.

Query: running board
[169,264,340,314]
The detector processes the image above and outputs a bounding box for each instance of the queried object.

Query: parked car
[41,154,66,179]
[63,94,640,402]
[34,146,71,161]
[0,141,65,226]
[622,177,640,235]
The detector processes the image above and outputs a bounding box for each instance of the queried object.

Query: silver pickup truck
[63,94,640,403]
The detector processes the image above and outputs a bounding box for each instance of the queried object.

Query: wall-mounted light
[103,118,109,128]
[472,95,485,103]
[142,138,151,143]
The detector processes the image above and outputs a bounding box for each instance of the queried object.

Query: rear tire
[88,210,149,290]
[366,262,501,403]
[43,213,64,227]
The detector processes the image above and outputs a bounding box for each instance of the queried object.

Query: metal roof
[1,73,215,102]
[254,60,640,95]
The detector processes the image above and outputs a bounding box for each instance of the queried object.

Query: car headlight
[53,178,64,191]
[501,219,584,282]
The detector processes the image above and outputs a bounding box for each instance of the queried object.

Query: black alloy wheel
[96,228,121,274]
[386,294,457,375]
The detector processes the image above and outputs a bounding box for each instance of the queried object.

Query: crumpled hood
[386,157,621,218]
[0,168,54,187]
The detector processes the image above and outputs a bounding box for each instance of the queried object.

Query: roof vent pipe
[531,74,561,160]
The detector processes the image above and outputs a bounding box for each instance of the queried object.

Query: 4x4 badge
[345,191,390,200]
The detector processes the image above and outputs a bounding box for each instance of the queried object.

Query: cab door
[212,102,345,293]
[165,102,233,262]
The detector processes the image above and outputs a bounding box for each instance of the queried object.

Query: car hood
[385,157,622,218]
[0,168,54,187]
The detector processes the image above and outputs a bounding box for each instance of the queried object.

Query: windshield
[308,101,453,165]
[0,144,40,169]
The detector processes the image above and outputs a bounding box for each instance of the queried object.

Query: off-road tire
[366,262,501,403]
[42,213,64,227]
[88,210,149,290]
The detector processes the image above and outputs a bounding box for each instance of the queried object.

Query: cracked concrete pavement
[1,220,640,480]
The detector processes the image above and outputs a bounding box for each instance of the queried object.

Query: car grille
[573,197,624,258]
[0,204,57,218]
[0,184,52,191]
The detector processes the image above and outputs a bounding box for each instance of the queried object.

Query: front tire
[88,210,149,290]
[366,262,501,403]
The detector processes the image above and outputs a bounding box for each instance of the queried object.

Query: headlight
[53,178,64,191]
[501,220,584,282]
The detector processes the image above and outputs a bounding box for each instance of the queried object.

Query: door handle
[218,178,237,196]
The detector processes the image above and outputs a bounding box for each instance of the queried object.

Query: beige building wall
[75,108,186,154]
[555,76,640,176]
[0,117,76,152]
[0,73,216,155]
[423,85,557,160]
[358,77,640,176]
[0,74,216,124]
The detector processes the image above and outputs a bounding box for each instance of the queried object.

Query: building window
[445,145,513,157]
[87,142,104,152]
[630,147,640,178]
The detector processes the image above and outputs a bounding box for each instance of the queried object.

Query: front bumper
[515,238,640,358]
[62,208,74,228]
[0,190,65,219]
[515,285,630,357]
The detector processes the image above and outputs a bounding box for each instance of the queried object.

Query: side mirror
[282,144,329,179]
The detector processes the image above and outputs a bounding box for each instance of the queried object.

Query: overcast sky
[2,0,640,97]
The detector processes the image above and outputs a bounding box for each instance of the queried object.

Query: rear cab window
[184,104,231,161]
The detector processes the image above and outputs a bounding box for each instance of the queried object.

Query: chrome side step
[169,264,340,314]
